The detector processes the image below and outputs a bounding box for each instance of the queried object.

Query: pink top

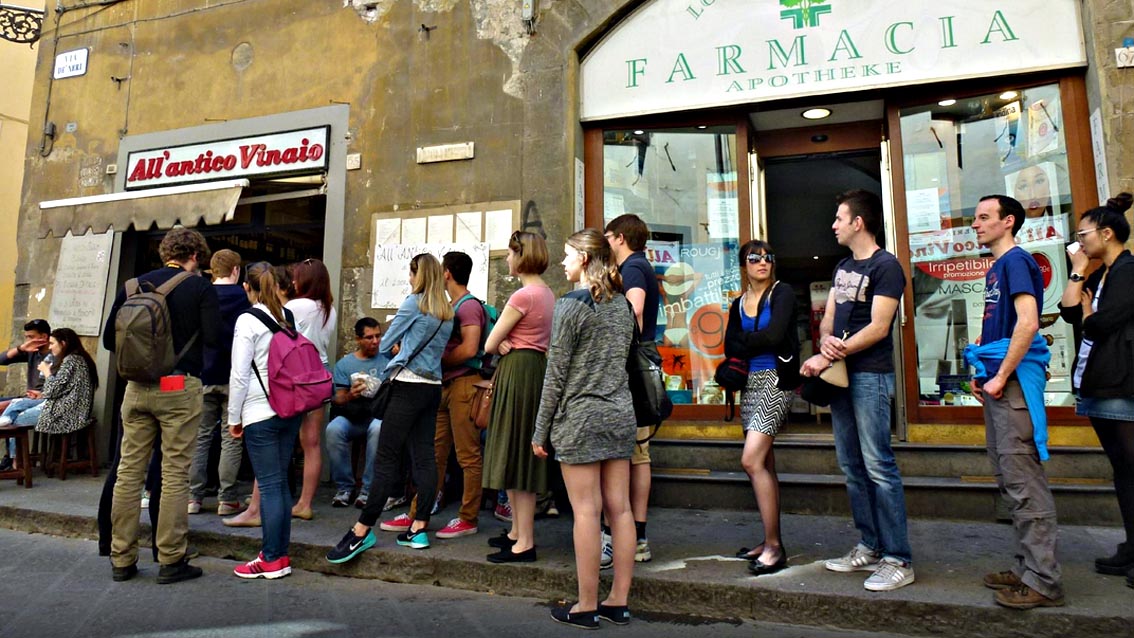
[505,284,556,352]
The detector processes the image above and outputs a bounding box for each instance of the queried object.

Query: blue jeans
[243,414,303,562]
[829,371,912,563]
[3,398,44,458]
[325,416,382,493]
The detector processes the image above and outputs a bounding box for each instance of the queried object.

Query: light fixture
[696,125,707,129]
[633,129,644,135]
[999,91,1018,100]
[938,99,956,106]
[802,108,831,120]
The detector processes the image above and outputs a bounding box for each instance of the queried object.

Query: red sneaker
[233,553,291,579]
[436,518,478,539]
[379,513,413,532]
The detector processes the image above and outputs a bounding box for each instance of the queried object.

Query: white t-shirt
[228,303,278,427]
[285,297,337,366]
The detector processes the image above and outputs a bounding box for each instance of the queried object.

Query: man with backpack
[389,252,491,539]
[103,228,220,584]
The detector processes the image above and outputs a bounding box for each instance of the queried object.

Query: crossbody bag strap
[393,316,445,378]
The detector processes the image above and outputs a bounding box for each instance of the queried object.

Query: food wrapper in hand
[351,372,381,398]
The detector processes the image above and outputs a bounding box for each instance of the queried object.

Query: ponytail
[245,261,291,328]
[567,229,623,303]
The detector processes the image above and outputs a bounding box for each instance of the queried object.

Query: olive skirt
[482,349,548,493]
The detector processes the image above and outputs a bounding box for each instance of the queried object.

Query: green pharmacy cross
[779,0,832,29]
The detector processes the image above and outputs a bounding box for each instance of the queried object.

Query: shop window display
[602,128,741,405]
[900,84,1075,407]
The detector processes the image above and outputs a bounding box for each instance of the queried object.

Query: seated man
[326,317,389,508]
[0,319,51,470]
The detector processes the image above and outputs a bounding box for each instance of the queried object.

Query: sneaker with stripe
[234,553,292,579]
[824,543,882,573]
[396,528,430,550]
[863,557,916,592]
[327,528,376,564]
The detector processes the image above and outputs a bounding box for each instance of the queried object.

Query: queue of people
[4,188,1131,622]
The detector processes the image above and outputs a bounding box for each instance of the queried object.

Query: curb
[1,505,1130,638]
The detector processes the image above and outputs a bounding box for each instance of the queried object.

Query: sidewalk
[1,476,1131,638]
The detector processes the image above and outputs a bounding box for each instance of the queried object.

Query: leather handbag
[470,376,495,430]
[819,358,849,388]
[714,357,749,392]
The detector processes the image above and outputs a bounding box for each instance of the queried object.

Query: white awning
[38,179,250,238]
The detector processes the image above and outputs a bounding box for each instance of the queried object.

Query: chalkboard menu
[49,231,115,336]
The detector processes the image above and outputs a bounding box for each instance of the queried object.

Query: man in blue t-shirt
[605,213,662,565]
[327,317,390,508]
[970,194,1063,609]
[801,190,914,592]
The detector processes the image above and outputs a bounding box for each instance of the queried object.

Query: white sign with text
[371,241,490,309]
[49,231,115,336]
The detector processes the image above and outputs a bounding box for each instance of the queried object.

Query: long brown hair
[567,229,622,303]
[50,328,99,389]
[245,261,291,328]
[292,258,334,326]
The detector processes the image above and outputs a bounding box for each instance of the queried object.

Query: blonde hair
[567,229,622,303]
[245,261,291,328]
[410,254,455,321]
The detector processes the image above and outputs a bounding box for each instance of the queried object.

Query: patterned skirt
[740,369,792,437]
[482,349,548,493]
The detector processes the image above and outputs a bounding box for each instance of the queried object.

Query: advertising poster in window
[645,239,740,405]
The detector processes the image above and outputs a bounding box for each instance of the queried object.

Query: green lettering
[767,36,806,70]
[686,5,703,20]
[814,68,836,82]
[828,30,862,62]
[887,61,901,74]
[666,53,696,83]
[862,64,880,77]
[885,22,914,55]
[626,58,647,88]
[716,45,745,76]
[981,10,1019,44]
[726,80,744,92]
[939,16,957,48]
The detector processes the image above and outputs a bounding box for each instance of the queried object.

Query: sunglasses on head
[746,253,775,264]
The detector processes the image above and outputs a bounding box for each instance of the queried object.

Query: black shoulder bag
[370,318,444,420]
[626,300,673,442]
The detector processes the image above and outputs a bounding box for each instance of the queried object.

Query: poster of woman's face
[1005,162,1058,218]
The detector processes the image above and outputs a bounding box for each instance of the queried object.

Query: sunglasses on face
[746,253,775,264]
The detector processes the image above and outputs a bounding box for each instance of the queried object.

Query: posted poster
[644,239,740,404]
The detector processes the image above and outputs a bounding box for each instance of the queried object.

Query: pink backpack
[247,308,333,418]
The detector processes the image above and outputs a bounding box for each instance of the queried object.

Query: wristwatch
[1069,273,1086,282]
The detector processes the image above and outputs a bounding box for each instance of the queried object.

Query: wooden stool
[0,426,33,488]
[42,421,99,480]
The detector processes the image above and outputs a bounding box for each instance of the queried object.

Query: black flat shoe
[747,551,788,576]
[551,605,598,630]
[597,603,631,625]
[1095,542,1134,575]
[111,562,138,582]
[488,532,518,549]
[735,543,765,559]
[487,546,536,563]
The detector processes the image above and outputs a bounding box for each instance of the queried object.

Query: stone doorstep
[0,505,1131,638]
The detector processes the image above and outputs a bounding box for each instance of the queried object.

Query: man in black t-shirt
[801,190,914,592]
[103,228,220,585]
[605,214,661,564]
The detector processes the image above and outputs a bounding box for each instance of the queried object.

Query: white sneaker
[635,539,652,563]
[187,499,202,515]
[863,557,916,592]
[0,416,12,426]
[825,543,881,572]
[600,531,613,570]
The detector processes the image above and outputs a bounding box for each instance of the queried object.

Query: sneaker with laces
[600,531,614,570]
[983,570,1022,590]
[234,553,292,579]
[217,501,245,516]
[436,518,478,539]
[379,513,413,532]
[381,495,406,511]
[331,489,352,508]
[355,491,370,509]
[187,499,202,515]
[396,528,430,549]
[863,557,916,592]
[494,502,513,523]
[824,544,882,573]
[635,539,652,563]
[326,528,376,564]
[994,583,1065,609]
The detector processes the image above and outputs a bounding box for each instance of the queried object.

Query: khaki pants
[111,377,203,567]
[410,374,483,524]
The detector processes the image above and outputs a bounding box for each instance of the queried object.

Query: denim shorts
[1075,394,1134,421]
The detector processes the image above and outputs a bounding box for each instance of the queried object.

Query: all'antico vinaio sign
[580,0,1086,121]
[125,127,330,189]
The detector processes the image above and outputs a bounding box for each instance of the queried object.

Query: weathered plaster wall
[1082,0,1134,199]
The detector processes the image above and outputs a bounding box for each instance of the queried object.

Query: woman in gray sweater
[532,229,637,629]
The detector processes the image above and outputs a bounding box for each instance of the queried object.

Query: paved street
[0,528,912,638]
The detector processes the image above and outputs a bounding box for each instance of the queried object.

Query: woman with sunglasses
[481,231,556,563]
[285,258,338,520]
[1059,193,1134,584]
[724,240,798,576]
[327,253,453,562]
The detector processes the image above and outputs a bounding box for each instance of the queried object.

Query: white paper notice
[372,242,490,308]
[484,209,513,251]
[401,217,427,244]
[427,214,453,243]
[603,192,625,222]
[49,231,115,335]
[575,158,585,231]
[374,218,401,247]
[906,188,942,234]
[707,197,738,238]
[455,211,481,244]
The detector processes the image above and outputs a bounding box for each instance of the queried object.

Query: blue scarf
[963,335,1051,461]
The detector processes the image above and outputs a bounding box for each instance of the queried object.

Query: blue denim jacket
[380,293,453,381]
